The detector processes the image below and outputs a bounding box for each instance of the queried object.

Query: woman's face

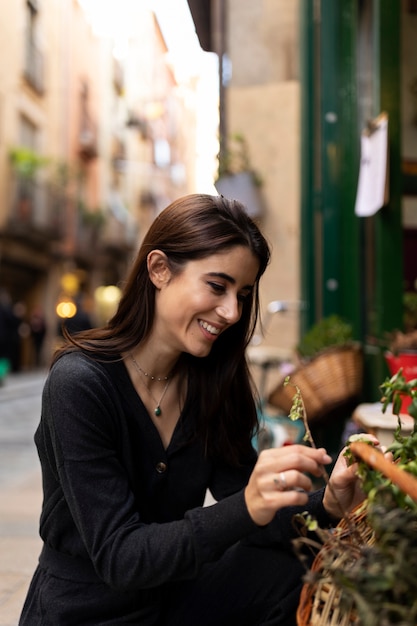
[153,246,260,358]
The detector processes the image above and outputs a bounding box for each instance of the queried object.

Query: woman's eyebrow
[207,272,253,291]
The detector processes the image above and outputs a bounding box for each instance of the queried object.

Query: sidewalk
[0,370,45,626]
[0,369,47,401]
[0,469,42,626]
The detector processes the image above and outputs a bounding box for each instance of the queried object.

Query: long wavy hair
[55,194,271,464]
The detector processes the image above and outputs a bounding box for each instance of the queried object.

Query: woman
[20,194,363,625]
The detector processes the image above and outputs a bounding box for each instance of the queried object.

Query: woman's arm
[40,354,259,591]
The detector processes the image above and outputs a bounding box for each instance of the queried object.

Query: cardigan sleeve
[241,487,334,549]
[39,353,259,591]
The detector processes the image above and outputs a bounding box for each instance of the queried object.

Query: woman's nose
[216,297,240,324]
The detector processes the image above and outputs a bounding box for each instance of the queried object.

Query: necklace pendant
[154,406,162,417]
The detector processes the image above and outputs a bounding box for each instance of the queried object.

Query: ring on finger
[273,471,288,491]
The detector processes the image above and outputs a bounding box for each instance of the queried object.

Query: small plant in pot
[295,314,356,361]
[403,291,417,334]
[380,367,417,418]
[385,330,417,403]
[384,295,417,413]
[214,133,264,219]
[9,146,49,180]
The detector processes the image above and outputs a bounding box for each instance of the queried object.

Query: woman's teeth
[199,321,220,335]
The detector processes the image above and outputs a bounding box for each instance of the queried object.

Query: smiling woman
[20,194,365,626]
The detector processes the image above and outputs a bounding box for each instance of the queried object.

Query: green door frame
[300,0,362,329]
[300,0,403,399]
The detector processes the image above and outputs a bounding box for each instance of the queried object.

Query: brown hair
[56,194,271,464]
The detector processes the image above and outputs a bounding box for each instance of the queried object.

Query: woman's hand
[244,445,332,526]
[322,435,385,520]
[322,448,364,520]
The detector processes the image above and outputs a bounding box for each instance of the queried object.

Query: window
[23,0,44,93]
[19,115,38,151]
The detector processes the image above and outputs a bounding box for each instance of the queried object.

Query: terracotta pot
[385,351,417,414]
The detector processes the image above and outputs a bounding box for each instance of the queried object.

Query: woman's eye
[238,292,250,303]
[208,282,225,293]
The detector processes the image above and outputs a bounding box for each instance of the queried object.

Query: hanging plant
[216,133,263,186]
[9,146,49,180]
[215,133,264,218]
[78,201,106,230]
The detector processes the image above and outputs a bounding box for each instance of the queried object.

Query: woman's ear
[147,250,171,288]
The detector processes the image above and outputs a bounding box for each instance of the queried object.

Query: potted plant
[9,146,49,180]
[79,203,106,231]
[267,315,363,422]
[384,330,417,413]
[9,146,49,221]
[295,314,355,359]
[76,201,106,249]
[403,291,417,333]
[214,133,264,218]
[294,368,417,626]
[383,294,417,413]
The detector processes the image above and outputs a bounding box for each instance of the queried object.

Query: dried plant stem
[286,378,367,541]
[294,384,346,516]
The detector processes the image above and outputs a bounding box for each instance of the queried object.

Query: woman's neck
[127,341,180,382]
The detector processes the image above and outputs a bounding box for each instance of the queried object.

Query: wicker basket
[267,343,363,422]
[296,442,417,626]
[296,504,373,626]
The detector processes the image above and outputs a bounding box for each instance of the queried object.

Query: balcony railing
[7,176,65,242]
[79,118,98,161]
[100,212,138,251]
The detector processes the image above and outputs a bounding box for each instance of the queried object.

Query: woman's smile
[152,245,260,358]
[198,319,221,337]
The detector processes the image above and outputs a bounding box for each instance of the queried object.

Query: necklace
[130,353,169,381]
[130,354,171,416]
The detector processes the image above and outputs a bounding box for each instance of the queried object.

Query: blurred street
[0,369,46,626]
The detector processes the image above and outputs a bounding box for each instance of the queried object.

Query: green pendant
[154,406,162,416]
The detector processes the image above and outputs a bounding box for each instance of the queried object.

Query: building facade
[0,0,200,369]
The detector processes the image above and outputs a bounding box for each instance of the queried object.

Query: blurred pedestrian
[11,301,29,371]
[0,289,22,373]
[29,307,47,367]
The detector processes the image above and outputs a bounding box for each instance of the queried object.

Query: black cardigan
[34,351,330,591]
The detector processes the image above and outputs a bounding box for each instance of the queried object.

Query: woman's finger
[270,469,313,494]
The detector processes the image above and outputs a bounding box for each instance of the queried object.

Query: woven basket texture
[296,504,374,626]
[268,344,363,422]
